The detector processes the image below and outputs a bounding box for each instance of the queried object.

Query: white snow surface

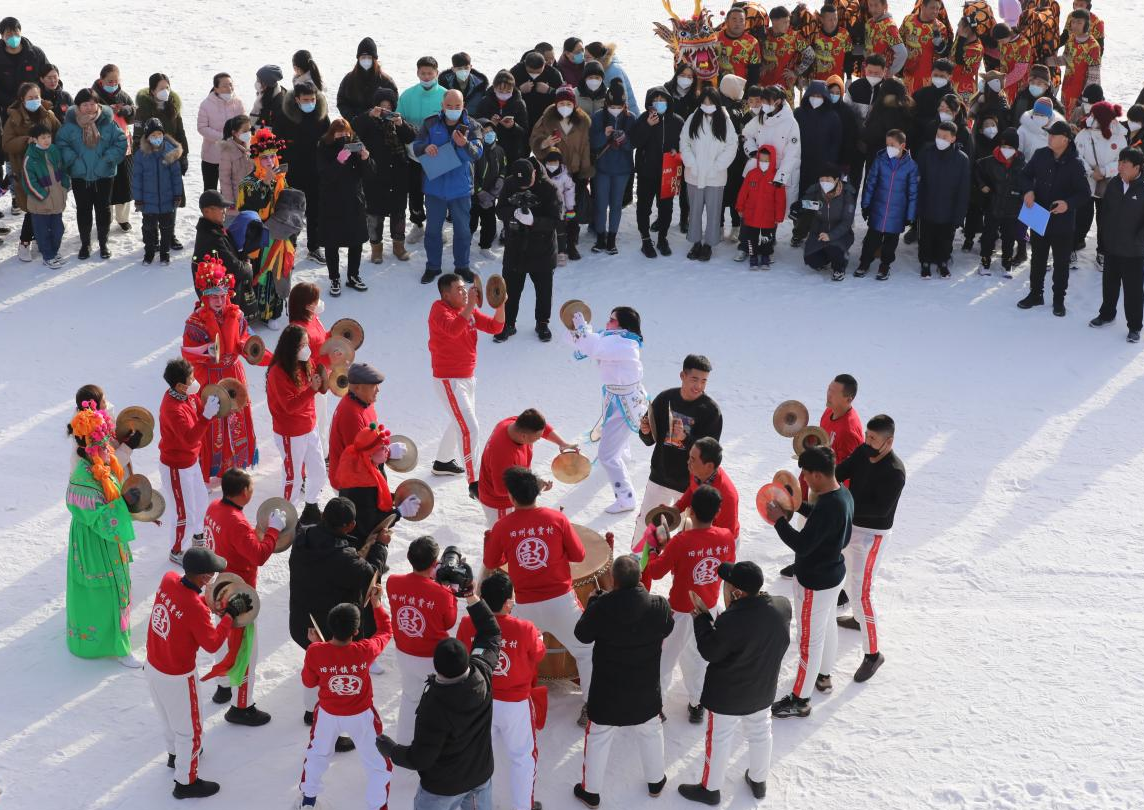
[1,1,1142,808]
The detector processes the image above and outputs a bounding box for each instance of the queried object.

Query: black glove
[123,429,143,450]
[789,201,802,220]
[861,207,871,222]
[376,734,397,757]
[122,487,142,511]
[225,592,253,618]
[771,179,784,188]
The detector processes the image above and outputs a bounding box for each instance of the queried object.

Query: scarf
[75,107,101,148]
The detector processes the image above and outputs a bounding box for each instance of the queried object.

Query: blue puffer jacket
[589,108,636,175]
[412,110,483,200]
[55,105,127,181]
[861,148,919,234]
[132,135,185,213]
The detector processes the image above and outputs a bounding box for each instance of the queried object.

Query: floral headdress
[248,127,286,159]
[70,400,125,500]
[194,254,233,296]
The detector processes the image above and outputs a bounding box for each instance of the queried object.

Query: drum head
[570,525,611,582]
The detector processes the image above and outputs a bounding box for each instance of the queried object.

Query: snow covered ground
[1,1,1142,808]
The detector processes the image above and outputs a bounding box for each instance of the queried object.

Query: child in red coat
[735,143,788,268]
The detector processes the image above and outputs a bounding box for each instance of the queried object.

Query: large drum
[536,525,613,683]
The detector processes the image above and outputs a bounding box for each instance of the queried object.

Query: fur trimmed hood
[281,88,329,124]
[139,132,184,164]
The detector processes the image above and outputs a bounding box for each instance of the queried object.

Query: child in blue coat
[857,129,919,280]
[132,117,185,264]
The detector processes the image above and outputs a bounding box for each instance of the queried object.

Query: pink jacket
[197,91,245,164]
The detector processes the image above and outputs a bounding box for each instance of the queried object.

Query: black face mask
[862,443,880,458]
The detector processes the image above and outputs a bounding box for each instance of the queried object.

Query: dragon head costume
[654,0,722,85]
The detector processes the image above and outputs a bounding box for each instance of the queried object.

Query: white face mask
[1029,84,1046,98]
[988,79,1002,92]
[1082,102,1093,113]
[298,345,311,362]
[495,91,512,101]
[886,145,901,158]
[1033,114,1049,125]
[527,72,541,81]
[359,57,374,70]
[237,130,252,143]
[607,106,624,117]
[931,77,949,89]
[676,76,693,90]
[867,75,882,87]
[748,104,763,115]
[700,103,717,114]
[809,96,823,108]
[218,92,232,101]
[819,179,835,193]
[545,161,560,173]
[186,378,201,396]
[939,111,954,123]
[1130,121,1143,133]
[759,161,771,172]
[155,88,171,102]
[935,137,953,151]
[586,78,602,92]
[1000,146,1017,159]
[557,103,574,117]
[761,103,775,114]
[312,299,325,315]
[983,126,998,139]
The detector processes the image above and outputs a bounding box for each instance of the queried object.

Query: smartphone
[455,124,468,136]
[277,162,289,174]
[801,200,822,211]
[345,141,363,153]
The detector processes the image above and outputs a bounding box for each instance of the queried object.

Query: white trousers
[844,526,889,655]
[631,481,684,549]
[493,698,538,810]
[395,650,436,745]
[314,391,329,455]
[145,665,203,785]
[483,504,512,529]
[274,428,326,507]
[581,717,665,795]
[701,709,773,790]
[301,705,392,809]
[161,461,209,554]
[513,591,593,694]
[597,409,634,503]
[213,625,257,708]
[660,611,707,706]
[791,580,842,699]
[303,684,318,712]
[434,377,479,484]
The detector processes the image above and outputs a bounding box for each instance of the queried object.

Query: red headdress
[248,127,287,159]
[194,254,234,296]
[335,423,393,511]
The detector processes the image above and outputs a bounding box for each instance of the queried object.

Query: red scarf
[993,146,1016,167]
[336,443,394,510]
[196,301,243,355]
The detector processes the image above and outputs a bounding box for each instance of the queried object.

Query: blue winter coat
[55,105,127,182]
[131,135,185,213]
[589,108,636,175]
[412,110,483,200]
[861,148,919,234]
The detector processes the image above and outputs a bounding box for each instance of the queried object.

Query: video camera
[506,190,538,228]
[435,546,475,597]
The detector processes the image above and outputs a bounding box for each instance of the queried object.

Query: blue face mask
[299,100,316,114]
[4,35,20,49]
[652,100,668,115]
[454,69,470,83]
[24,98,40,112]
[483,130,496,145]
[571,52,585,65]
[444,108,463,122]
[148,135,164,146]
[102,83,118,94]
[420,78,437,90]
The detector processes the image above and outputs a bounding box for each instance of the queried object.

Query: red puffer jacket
[735,144,788,230]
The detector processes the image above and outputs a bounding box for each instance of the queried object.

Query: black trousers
[678,182,690,228]
[964,198,984,242]
[504,261,554,327]
[722,170,743,228]
[1099,254,1144,332]
[470,199,498,249]
[71,177,113,246]
[742,226,776,257]
[1074,195,1102,253]
[919,220,956,266]
[142,212,176,255]
[301,184,321,249]
[201,161,219,192]
[1029,231,1073,302]
[980,214,1019,261]
[858,228,900,268]
[806,243,849,272]
[636,177,673,239]
[18,211,33,244]
[326,242,362,281]
[408,164,425,227]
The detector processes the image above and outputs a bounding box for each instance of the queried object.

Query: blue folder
[420,145,462,180]
[1018,202,1050,237]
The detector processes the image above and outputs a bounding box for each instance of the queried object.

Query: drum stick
[309,613,325,642]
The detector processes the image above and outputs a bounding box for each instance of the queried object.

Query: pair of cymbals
[115,406,154,448]
[793,426,829,456]
[393,479,434,522]
[756,482,794,526]
[559,299,591,330]
[772,400,809,438]
[329,318,365,350]
[210,572,260,627]
[645,504,682,532]
[327,365,351,398]
[200,384,235,420]
[123,473,165,522]
[217,378,249,410]
[551,448,591,484]
[386,434,419,474]
[485,275,507,308]
[242,335,266,364]
[320,336,356,367]
[257,497,299,553]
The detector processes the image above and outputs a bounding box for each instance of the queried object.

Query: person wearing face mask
[791,81,842,248]
[910,58,954,146]
[3,80,59,259]
[976,127,1027,276]
[558,36,587,87]
[315,118,374,294]
[1018,96,1065,162]
[1010,63,1064,122]
[802,163,857,280]
[197,73,246,192]
[132,118,184,265]
[353,88,416,264]
[820,76,857,181]
[1090,148,1144,344]
[831,414,906,684]
[742,86,802,211]
[589,81,636,255]
[512,51,562,136]
[470,116,507,260]
[276,80,331,265]
[136,72,190,189]
[217,115,254,210]
[949,16,984,106]
[968,76,1011,145]
[92,64,136,233]
[540,149,577,263]
[681,88,738,261]
[250,64,287,131]
[718,75,750,256]
[438,52,488,116]
[1068,82,1102,129]
[631,87,684,259]
[158,357,219,566]
[0,17,49,124]
[1073,99,1123,267]
[473,71,530,163]
[859,77,913,192]
[993,23,1032,105]
[664,65,700,233]
[964,114,1001,252]
[531,85,594,261]
[857,129,918,280]
[21,121,69,268]
[1127,105,1144,152]
[192,189,254,314]
[915,121,970,278]
[287,282,336,453]
[736,143,789,269]
[398,57,449,247]
[575,60,608,118]
[846,53,886,124]
[899,0,950,96]
[336,38,398,122]
[585,40,640,116]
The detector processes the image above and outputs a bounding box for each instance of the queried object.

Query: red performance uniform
[759,29,806,89]
[477,417,554,510]
[1061,34,1101,115]
[999,33,1033,103]
[427,300,501,379]
[158,391,210,470]
[951,38,985,102]
[483,507,585,604]
[809,27,853,80]
[289,315,333,369]
[641,526,737,612]
[675,467,741,542]
[385,573,458,657]
[457,612,544,702]
[266,361,319,437]
[899,12,948,94]
[301,604,393,715]
[203,498,277,588]
[146,570,234,675]
[717,30,762,79]
[865,14,904,68]
[328,393,378,490]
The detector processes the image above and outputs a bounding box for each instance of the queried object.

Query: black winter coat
[277,90,332,192]
[252,86,287,132]
[41,82,74,120]
[976,150,1027,219]
[1022,142,1090,236]
[288,522,382,648]
[630,93,684,179]
[388,600,500,797]
[1099,176,1144,258]
[862,102,913,170]
[695,593,791,716]
[916,143,971,224]
[829,98,861,176]
[439,67,489,115]
[795,101,842,197]
[352,111,415,213]
[575,584,674,726]
[336,67,399,122]
[910,83,946,147]
[473,89,531,163]
[510,62,563,133]
[192,216,257,317]
[315,139,372,246]
[497,171,560,272]
[0,37,49,114]
[664,70,700,121]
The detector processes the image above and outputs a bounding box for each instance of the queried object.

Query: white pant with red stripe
[791,580,843,700]
[844,526,889,655]
[145,665,203,786]
[493,698,538,810]
[434,377,479,484]
[631,481,684,548]
[482,503,512,529]
[160,461,208,555]
[581,717,664,795]
[394,650,436,745]
[660,610,707,706]
[513,591,593,694]
[301,704,392,809]
[274,428,326,507]
[213,624,258,708]
[700,708,773,791]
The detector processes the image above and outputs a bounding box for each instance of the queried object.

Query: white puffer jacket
[680,108,738,189]
[1075,123,1127,197]
[570,327,644,387]
[742,102,801,208]
[1017,108,1065,162]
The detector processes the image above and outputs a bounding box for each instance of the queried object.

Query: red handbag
[660,151,684,200]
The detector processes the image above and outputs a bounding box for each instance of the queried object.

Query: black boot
[79,242,91,260]
[173,779,221,799]
[573,784,600,808]
[854,651,885,682]
[567,229,581,261]
[686,242,702,260]
[1017,292,1044,309]
[606,232,618,255]
[99,241,111,259]
[678,783,721,805]
[211,685,232,705]
[656,235,671,256]
[745,770,767,799]
[535,321,552,342]
[1014,242,1028,265]
[591,233,607,253]
[640,237,657,258]
[224,704,271,726]
[648,776,667,796]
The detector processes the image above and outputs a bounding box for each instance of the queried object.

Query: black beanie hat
[508,157,535,183]
[373,87,398,108]
[434,637,469,679]
[605,79,626,106]
[1082,84,1104,103]
[144,117,165,135]
[358,37,379,59]
[998,127,1020,148]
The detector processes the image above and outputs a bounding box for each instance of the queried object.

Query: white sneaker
[977,263,992,276]
[267,315,286,331]
[44,255,69,269]
[726,226,739,243]
[169,549,185,566]
[733,249,748,262]
[370,660,384,675]
[604,496,637,515]
[480,247,497,260]
[17,242,32,262]
[406,224,424,245]
[556,252,568,267]
[117,652,144,669]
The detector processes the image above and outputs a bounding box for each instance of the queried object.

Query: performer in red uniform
[673,438,741,544]
[427,273,504,492]
[476,409,575,527]
[642,485,736,725]
[899,0,949,94]
[808,5,853,81]
[994,23,1033,103]
[182,256,267,483]
[864,0,908,76]
[820,373,865,471]
[288,282,350,452]
[202,468,281,722]
[144,547,242,800]
[1059,8,1101,116]
[299,593,394,810]
[158,358,220,564]
[266,324,325,524]
[336,422,418,556]
[951,17,986,104]
[717,7,763,84]
[327,362,385,491]
[457,572,545,810]
[386,536,459,745]
[759,6,812,92]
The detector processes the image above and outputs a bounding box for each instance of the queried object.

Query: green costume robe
[65,458,136,658]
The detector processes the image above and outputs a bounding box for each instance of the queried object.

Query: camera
[435,546,474,597]
[506,190,537,229]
